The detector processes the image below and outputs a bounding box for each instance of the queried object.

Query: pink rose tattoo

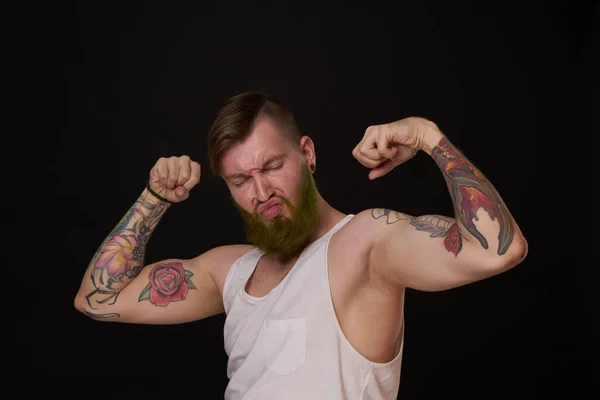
[138,262,197,307]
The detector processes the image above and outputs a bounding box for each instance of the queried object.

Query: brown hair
[207,91,303,176]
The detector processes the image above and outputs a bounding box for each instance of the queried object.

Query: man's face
[221,118,319,257]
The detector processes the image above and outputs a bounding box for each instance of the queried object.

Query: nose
[252,173,273,203]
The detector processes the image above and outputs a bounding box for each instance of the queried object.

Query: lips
[257,199,283,217]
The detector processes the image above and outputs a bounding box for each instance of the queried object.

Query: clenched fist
[148,155,201,203]
[352,117,442,180]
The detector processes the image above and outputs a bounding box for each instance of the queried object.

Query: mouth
[258,199,283,218]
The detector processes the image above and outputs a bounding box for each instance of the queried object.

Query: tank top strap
[223,247,264,313]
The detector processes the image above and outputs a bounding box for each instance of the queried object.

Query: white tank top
[222,214,403,399]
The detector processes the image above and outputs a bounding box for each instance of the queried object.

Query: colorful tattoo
[85,196,168,310]
[371,209,465,255]
[431,137,514,256]
[138,262,196,307]
[410,215,464,256]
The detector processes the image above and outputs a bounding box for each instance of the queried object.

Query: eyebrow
[224,154,286,181]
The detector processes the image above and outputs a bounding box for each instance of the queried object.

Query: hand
[352,117,440,180]
[148,155,201,203]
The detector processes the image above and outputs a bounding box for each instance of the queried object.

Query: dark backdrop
[7,0,598,399]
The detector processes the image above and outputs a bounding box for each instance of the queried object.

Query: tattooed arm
[74,155,250,322]
[353,118,528,291]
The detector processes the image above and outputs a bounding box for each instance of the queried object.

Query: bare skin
[75,116,528,365]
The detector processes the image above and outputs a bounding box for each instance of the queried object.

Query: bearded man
[75,91,528,399]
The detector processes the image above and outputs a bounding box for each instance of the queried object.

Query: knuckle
[366,125,378,136]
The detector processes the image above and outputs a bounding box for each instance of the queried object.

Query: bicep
[78,255,224,324]
[367,209,498,292]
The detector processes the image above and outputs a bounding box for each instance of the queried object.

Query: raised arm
[74,156,245,323]
[352,117,528,291]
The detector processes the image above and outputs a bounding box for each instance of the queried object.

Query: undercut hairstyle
[207,91,303,176]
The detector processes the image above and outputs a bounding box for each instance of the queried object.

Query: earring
[310,163,315,172]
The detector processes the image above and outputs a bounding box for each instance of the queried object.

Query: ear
[299,135,316,169]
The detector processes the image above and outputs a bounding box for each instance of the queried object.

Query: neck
[309,193,347,244]
[270,193,346,264]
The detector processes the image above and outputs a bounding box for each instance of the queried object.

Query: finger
[354,126,385,167]
[353,142,381,168]
[369,159,396,180]
[167,157,179,189]
[376,132,397,159]
[352,138,367,158]
[353,126,375,158]
[359,145,383,162]
[356,154,382,169]
[357,140,385,168]
[356,133,382,159]
[174,186,189,200]
[154,158,169,187]
[183,161,201,190]
[176,156,191,187]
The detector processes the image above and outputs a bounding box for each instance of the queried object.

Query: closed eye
[233,178,248,187]
[231,162,283,187]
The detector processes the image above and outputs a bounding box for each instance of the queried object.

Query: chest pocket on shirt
[262,317,307,376]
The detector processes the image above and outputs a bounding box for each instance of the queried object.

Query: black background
[6,0,599,398]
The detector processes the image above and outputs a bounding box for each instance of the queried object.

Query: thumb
[377,134,398,159]
[380,145,398,160]
[369,159,396,180]
[174,186,189,201]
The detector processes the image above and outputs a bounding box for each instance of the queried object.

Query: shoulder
[330,208,408,254]
[198,244,255,264]
[332,208,415,261]
[343,208,414,237]
[328,209,413,293]
[189,244,255,294]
